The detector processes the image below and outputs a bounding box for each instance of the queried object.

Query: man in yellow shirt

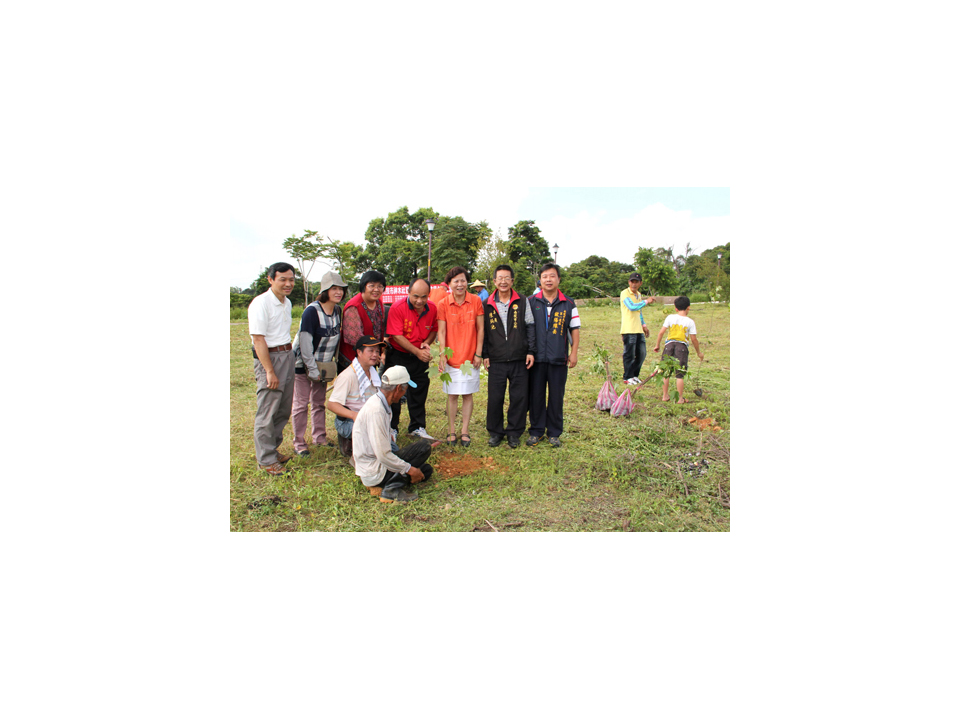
[619,272,656,385]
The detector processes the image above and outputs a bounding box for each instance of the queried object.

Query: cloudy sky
[229,186,729,289]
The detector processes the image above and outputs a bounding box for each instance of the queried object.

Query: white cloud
[229,181,532,288]
[538,204,732,266]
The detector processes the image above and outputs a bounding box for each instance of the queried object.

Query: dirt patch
[433,454,503,479]
[686,415,723,431]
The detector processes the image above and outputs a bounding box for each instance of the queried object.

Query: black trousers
[486,359,529,439]
[528,361,568,438]
[379,439,434,488]
[384,348,431,433]
[622,333,647,380]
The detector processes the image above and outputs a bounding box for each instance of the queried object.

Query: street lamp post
[426,218,436,284]
[717,253,723,299]
[552,243,559,262]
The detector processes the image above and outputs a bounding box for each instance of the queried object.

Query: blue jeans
[337,415,399,453]
[335,416,353,438]
[622,333,646,380]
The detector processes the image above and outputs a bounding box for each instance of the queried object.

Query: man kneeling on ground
[352,366,434,503]
[327,335,387,459]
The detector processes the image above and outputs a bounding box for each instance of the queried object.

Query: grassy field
[230,302,730,531]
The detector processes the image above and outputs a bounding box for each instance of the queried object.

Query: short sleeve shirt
[298,303,340,362]
[248,290,292,347]
[437,293,484,367]
[662,314,697,346]
[328,367,378,413]
[385,298,438,352]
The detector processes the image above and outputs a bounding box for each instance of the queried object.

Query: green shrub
[688,293,710,303]
[230,305,304,321]
[579,297,618,308]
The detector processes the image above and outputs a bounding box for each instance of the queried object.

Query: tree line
[231,206,730,307]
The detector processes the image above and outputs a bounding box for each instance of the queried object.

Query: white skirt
[442,364,481,395]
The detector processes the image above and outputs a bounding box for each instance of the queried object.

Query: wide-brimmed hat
[469,280,486,288]
[320,270,348,292]
[381,366,418,388]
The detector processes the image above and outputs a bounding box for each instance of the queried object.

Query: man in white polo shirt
[248,262,297,475]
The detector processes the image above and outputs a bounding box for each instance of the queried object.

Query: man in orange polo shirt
[383,278,438,440]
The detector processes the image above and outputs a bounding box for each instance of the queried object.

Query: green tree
[360,206,437,283]
[632,248,680,295]
[566,255,635,298]
[282,230,323,304]
[315,237,363,285]
[230,291,253,308]
[431,216,490,280]
[512,267,538,296]
[676,242,730,298]
[359,206,487,285]
[560,274,593,300]
[698,242,730,300]
[474,231,510,287]
[507,220,552,276]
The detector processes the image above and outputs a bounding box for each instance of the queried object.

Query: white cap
[381,366,418,388]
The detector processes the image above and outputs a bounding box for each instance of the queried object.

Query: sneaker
[488,435,503,448]
[548,436,561,448]
[508,436,520,449]
[380,484,419,503]
[526,435,542,447]
[276,452,292,464]
[338,434,353,458]
[410,427,436,440]
[627,377,640,385]
[296,449,310,457]
[259,462,288,476]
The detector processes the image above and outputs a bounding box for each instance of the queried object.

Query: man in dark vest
[482,264,536,449]
[526,262,581,448]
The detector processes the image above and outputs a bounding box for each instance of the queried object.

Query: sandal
[446,433,458,446]
[460,434,472,448]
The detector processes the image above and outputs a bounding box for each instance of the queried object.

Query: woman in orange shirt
[436,266,485,447]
